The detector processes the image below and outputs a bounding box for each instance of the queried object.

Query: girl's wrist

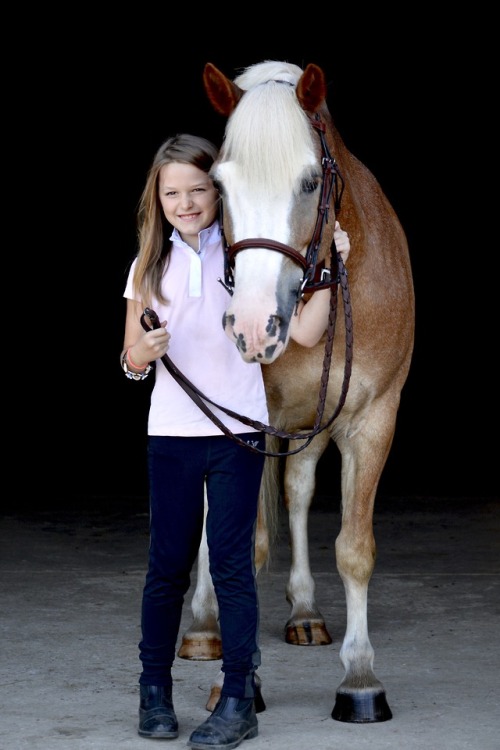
[126,347,149,371]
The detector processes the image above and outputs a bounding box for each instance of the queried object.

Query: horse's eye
[212,179,222,194]
[301,178,318,194]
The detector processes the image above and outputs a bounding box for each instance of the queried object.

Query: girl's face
[158,162,219,248]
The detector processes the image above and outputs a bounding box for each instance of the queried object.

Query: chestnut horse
[179,60,415,723]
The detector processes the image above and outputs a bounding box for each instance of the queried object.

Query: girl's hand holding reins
[322,221,350,271]
[334,221,350,263]
[129,321,170,368]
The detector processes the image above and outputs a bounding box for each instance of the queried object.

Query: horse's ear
[296,63,327,114]
[203,63,244,117]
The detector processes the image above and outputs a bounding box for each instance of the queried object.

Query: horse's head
[203,61,336,364]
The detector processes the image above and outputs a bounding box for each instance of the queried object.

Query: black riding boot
[188,695,258,749]
[138,684,179,739]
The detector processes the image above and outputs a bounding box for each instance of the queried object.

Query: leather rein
[141,114,354,457]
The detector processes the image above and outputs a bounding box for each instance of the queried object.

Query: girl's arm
[120,299,170,372]
[290,221,350,348]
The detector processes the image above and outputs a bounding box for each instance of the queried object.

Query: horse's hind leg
[178,488,222,660]
[283,430,333,646]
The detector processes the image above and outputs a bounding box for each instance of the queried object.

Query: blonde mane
[221,61,316,194]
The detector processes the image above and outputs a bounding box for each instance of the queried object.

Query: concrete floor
[1,495,499,750]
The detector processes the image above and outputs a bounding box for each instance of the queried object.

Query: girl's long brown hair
[132,134,219,306]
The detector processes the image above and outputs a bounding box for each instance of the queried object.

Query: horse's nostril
[264,344,278,360]
[266,315,280,337]
[236,333,247,353]
[223,312,235,330]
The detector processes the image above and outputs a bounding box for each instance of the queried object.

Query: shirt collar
[170,220,221,254]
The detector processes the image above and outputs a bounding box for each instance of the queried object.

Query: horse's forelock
[222,82,315,193]
[234,60,303,90]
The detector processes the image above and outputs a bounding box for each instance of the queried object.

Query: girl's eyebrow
[162,182,211,191]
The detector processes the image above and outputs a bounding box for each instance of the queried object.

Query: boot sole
[187,725,258,750]
[138,728,179,739]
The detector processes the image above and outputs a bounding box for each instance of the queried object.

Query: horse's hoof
[285,621,332,646]
[177,637,222,661]
[332,690,392,722]
[206,686,221,712]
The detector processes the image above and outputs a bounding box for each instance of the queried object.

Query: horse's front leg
[284,431,333,646]
[332,407,395,722]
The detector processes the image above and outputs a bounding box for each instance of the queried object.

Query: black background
[24,14,496,509]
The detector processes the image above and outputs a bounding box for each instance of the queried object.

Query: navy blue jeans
[139,433,266,699]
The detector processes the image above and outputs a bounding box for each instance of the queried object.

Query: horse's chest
[262,346,333,424]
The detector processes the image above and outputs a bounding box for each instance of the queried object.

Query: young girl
[121,133,350,749]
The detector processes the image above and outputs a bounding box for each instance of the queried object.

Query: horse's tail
[255,435,283,572]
